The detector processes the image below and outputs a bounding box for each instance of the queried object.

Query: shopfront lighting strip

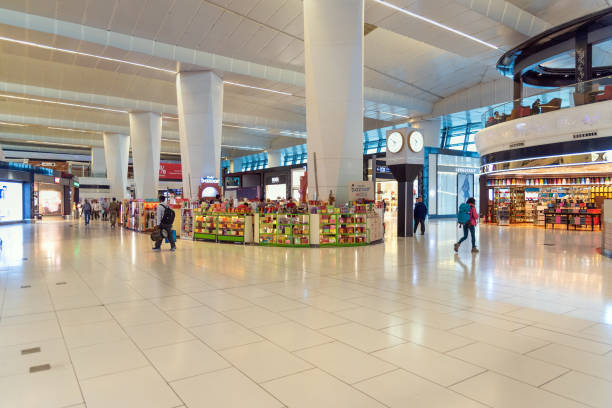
[0,35,176,74]
[372,0,500,50]
[0,94,128,114]
[223,81,292,96]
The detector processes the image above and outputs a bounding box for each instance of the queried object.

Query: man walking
[108,198,120,228]
[82,200,92,225]
[414,197,428,235]
[454,197,479,253]
[153,195,176,251]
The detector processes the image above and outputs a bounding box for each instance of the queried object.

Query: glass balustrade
[482,75,612,128]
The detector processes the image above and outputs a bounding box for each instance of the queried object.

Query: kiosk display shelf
[193,211,217,241]
[319,214,338,246]
[217,214,246,242]
[258,214,310,246]
[180,206,194,240]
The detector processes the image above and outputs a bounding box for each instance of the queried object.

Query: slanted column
[103,133,130,199]
[304,0,364,204]
[129,112,162,199]
[267,150,282,168]
[90,147,106,177]
[176,71,223,200]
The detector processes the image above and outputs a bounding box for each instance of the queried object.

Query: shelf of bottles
[258,214,310,247]
[510,188,526,223]
[217,214,245,242]
[180,205,194,240]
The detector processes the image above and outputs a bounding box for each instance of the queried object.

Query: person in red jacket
[454,197,479,253]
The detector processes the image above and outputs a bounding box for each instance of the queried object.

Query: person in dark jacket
[414,197,428,235]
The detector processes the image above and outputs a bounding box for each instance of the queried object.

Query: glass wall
[435,154,480,216]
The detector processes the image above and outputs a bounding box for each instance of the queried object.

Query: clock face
[408,130,424,152]
[387,131,404,153]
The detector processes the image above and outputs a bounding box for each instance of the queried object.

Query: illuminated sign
[200,176,219,184]
[53,177,61,184]
[270,177,280,184]
[73,181,79,187]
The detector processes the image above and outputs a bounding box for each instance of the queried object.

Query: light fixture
[280,130,307,137]
[380,111,411,119]
[161,138,179,142]
[0,121,26,126]
[48,126,99,134]
[0,94,128,114]
[223,81,292,96]
[0,35,176,74]
[223,124,267,132]
[221,144,265,151]
[372,0,499,50]
[162,115,178,120]
[24,140,90,148]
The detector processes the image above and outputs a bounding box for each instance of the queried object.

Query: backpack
[160,204,175,227]
[457,203,471,225]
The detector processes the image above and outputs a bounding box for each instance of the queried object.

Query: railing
[482,75,612,128]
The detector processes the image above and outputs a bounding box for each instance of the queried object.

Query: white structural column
[103,133,130,199]
[267,150,282,168]
[176,71,223,200]
[90,147,106,177]
[129,112,162,199]
[304,0,364,204]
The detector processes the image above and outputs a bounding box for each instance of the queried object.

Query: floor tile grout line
[535,368,573,388]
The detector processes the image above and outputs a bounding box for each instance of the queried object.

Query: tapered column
[129,112,162,199]
[176,71,223,200]
[267,150,281,168]
[103,133,130,199]
[304,0,364,204]
[90,147,106,177]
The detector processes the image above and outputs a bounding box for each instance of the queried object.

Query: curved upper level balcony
[482,75,612,128]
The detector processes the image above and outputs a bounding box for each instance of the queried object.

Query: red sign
[159,163,182,180]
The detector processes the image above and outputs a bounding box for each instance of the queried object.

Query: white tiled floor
[1,220,612,407]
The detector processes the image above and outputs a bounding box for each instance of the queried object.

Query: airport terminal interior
[1,1,612,407]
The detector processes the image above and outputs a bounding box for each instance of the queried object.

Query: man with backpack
[454,197,479,253]
[153,195,176,251]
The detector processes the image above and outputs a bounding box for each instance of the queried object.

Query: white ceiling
[0,0,608,157]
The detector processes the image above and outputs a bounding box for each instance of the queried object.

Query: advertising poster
[457,173,474,212]
[349,181,375,201]
[159,163,182,180]
[0,182,23,222]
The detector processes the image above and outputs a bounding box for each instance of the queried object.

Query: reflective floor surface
[1,219,612,408]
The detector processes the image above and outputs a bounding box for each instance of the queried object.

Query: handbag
[150,228,162,241]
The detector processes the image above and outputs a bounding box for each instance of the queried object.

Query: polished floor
[1,219,612,408]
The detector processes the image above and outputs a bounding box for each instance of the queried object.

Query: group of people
[80,198,121,227]
[413,196,479,253]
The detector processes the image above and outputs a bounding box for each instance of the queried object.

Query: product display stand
[319,214,338,246]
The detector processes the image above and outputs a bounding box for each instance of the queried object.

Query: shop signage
[456,167,479,174]
[271,177,280,184]
[376,166,391,173]
[53,177,61,184]
[159,162,182,180]
[73,181,79,187]
[200,176,219,184]
[348,181,374,201]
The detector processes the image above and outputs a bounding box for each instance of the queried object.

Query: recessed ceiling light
[380,111,411,119]
[0,93,128,113]
[24,140,90,148]
[223,124,267,132]
[48,126,99,134]
[221,144,265,151]
[223,81,293,96]
[372,0,500,50]
[0,35,176,74]
[0,121,26,126]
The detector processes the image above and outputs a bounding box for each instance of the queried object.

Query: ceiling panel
[154,0,201,45]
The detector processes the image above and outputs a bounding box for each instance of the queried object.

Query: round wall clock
[387,131,404,153]
[408,130,424,152]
